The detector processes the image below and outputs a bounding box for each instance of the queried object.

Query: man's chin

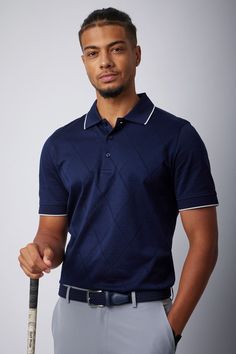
[97,86,124,99]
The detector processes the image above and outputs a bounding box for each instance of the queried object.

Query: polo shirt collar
[84,93,155,130]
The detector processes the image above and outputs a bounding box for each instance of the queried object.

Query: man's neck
[96,91,139,128]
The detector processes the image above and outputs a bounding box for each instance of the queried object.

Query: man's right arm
[18,215,68,279]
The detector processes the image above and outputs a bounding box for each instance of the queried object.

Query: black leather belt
[59,284,171,307]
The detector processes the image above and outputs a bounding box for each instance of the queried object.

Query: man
[18,7,218,354]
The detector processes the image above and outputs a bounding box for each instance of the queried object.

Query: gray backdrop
[1,0,235,353]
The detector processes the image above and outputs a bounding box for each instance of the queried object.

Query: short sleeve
[39,138,68,215]
[174,123,218,211]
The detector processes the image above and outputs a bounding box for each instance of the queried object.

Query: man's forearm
[168,237,218,335]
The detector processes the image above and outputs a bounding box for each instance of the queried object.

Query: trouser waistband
[59,284,171,307]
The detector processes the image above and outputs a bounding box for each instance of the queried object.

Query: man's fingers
[43,247,54,269]
[20,243,47,270]
[19,243,51,276]
[19,263,44,279]
[18,254,43,274]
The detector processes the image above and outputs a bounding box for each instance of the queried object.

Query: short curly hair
[78,7,137,47]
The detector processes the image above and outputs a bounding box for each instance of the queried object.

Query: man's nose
[99,51,114,69]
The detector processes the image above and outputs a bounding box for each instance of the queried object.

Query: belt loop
[66,286,71,304]
[131,291,137,308]
[105,291,111,306]
[170,287,174,301]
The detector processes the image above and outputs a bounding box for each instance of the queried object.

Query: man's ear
[135,45,141,66]
[81,54,85,64]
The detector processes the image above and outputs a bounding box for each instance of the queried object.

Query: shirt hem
[39,213,68,216]
[179,203,219,211]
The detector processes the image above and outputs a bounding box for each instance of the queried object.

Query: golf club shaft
[27,278,39,354]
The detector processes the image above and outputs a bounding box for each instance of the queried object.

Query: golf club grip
[27,279,39,354]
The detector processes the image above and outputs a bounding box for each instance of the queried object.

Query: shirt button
[105,152,111,158]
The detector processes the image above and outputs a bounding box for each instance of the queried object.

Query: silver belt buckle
[87,289,104,308]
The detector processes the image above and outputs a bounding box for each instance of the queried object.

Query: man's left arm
[167,206,218,337]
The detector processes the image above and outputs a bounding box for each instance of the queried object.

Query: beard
[96,85,125,99]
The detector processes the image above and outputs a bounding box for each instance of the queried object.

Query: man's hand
[18,215,68,279]
[18,243,54,279]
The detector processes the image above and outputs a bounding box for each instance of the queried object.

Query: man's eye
[87,51,97,57]
[112,47,124,53]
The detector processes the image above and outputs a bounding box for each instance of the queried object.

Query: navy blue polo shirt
[39,93,218,292]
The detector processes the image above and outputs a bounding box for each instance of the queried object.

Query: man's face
[80,24,141,98]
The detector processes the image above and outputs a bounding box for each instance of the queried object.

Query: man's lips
[98,72,118,83]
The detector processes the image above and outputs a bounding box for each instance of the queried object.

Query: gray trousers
[52,296,176,354]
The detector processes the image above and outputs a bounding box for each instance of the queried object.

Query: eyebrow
[83,40,127,52]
